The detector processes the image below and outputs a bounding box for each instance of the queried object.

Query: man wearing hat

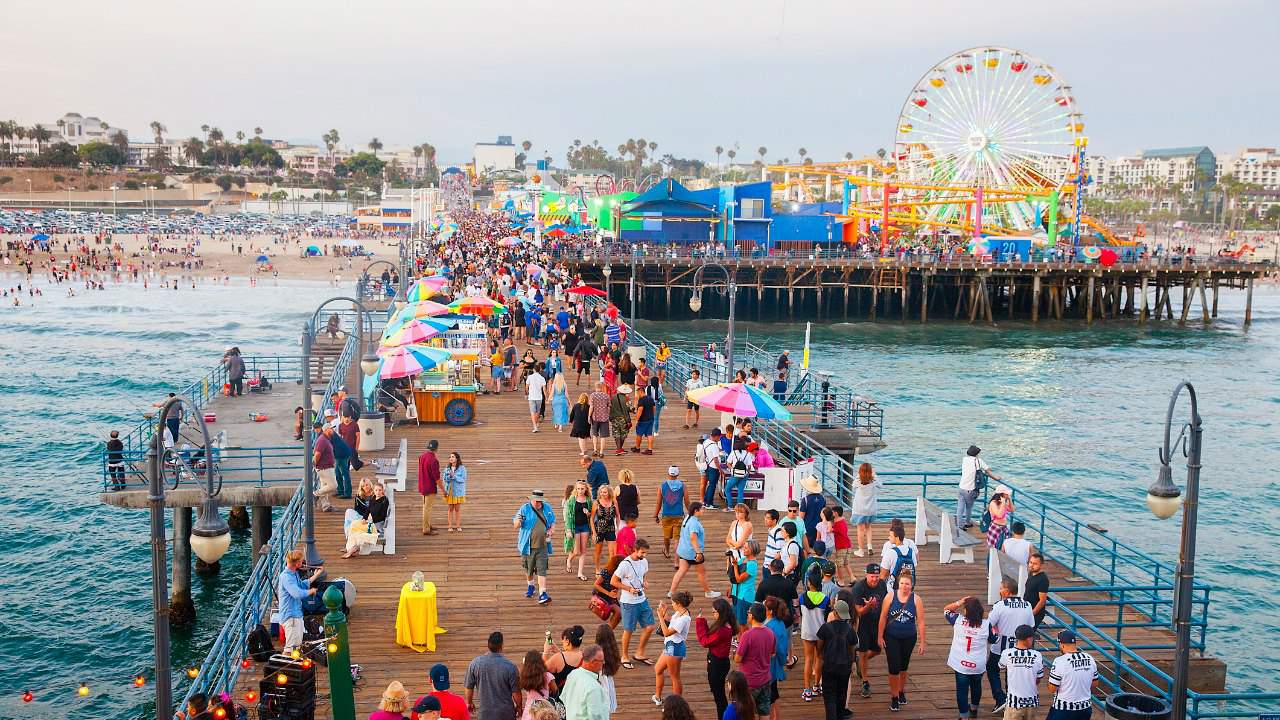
[851,562,887,699]
[959,445,1002,530]
[997,625,1044,720]
[654,465,688,559]
[513,490,556,604]
[418,439,441,535]
[816,600,857,720]
[410,694,441,720]
[412,663,469,720]
[313,422,338,512]
[1045,631,1098,720]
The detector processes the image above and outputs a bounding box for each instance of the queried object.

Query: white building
[281,145,351,176]
[1217,148,1280,190]
[1106,147,1216,193]
[473,136,517,174]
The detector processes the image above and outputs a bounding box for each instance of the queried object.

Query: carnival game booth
[405,316,486,426]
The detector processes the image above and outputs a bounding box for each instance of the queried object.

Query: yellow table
[395,581,447,652]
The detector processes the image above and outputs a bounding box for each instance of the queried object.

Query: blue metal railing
[175,331,356,719]
[101,446,304,491]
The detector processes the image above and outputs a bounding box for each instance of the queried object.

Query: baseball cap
[833,599,852,619]
[668,465,680,476]
[427,439,439,450]
[1015,625,1035,640]
[429,663,449,689]
[412,695,442,713]
[1057,629,1079,644]
[710,428,722,436]
[866,563,881,574]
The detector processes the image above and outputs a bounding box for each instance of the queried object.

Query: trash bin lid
[1105,693,1172,720]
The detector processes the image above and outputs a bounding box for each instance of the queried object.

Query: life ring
[1082,246,1102,259]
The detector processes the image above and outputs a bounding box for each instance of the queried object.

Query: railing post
[323,585,356,720]
[1071,521,1079,575]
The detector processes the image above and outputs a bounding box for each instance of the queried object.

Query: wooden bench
[986,543,1030,604]
[914,496,982,564]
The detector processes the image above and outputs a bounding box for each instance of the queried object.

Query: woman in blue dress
[551,372,571,432]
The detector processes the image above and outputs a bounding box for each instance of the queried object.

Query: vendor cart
[407,318,487,426]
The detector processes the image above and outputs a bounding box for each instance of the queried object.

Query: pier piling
[1245,278,1254,327]
[170,507,195,626]
[227,505,249,531]
[251,505,272,556]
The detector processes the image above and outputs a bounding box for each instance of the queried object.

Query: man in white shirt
[1001,522,1033,566]
[612,539,657,667]
[1046,631,1099,720]
[683,368,704,429]
[525,363,547,433]
[762,510,785,572]
[959,445,1001,530]
[695,431,722,508]
[988,578,1037,713]
[998,625,1044,720]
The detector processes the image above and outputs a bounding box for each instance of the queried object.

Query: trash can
[1105,693,1172,720]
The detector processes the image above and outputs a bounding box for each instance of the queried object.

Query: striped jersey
[988,597,1036,654]
[1049,651,1098,710]
[998,647,1045,708]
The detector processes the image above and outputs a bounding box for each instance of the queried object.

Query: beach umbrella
[566,284,607,297]
[685,382,793,421]
[545,228,568,238]
[405,277,449,302]
[526,263,545,278]
[1098,248,1119,267]
[448,295,508,317]
[374,344,451,379]
[380,318,455,346]
[306,245,321,255]
[255,254,270,263]
[500,237,521,247]
[394,300,452,321]
[32,233,50,241]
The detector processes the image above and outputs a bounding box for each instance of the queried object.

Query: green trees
[76,141,126,167]
[335,151,384,178]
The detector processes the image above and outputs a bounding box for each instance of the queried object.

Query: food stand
[408,318,486,425]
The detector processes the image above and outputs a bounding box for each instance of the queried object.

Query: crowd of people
[264,208,1100,720]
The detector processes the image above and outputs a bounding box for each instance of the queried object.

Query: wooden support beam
[1245,277,1254,327]
[1086,274,1095,323]
[1031,274,1042,324]
[921,272,930,323]
[968,278,981,324]
[982,276,994,325]
[1140,275,1149,322]
[1197,276,1210,324]
[870,284,878,322]
[1007,277,1016,319]
[1211,279,1219,318]
[1178,282,1191,325]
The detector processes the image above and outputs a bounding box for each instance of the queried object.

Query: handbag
[588,593,614,621]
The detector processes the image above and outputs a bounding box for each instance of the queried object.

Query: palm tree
[368,137,383,157]
[29,125,52,154]
[876,147,887,162]
[56,118,66,139]
[208,127,225,167]
[521,139,533,153]
[423,143,437,182]
[727,148,737,167]
[201,124,210,141]
[184,137,204,166]
[236,130,246,144]
[757,146,767,165]
[844,151,854,161]
[798,147,808,164]
[0,120,16,153]
[110,129,129,158]
[150,121,166,144]
[412,144,423,176]
[254,126,263,138]
[322,129,340,168]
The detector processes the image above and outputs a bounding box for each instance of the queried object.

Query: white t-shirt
[988,597,1037,654]
[695,438,720,473]
[526,372,546,401]
[999,647,1045,708]
[880,539,919,588]
[764,525,785,567]
[1049,652,1098,710]
[960,455,990,491]
[614,556,649,604]
[945,613,990,674]
[851,477,883,517]
[685,376,705,395]
[666,611,691,645]
[782,537,802,572]
[1002,537,1033,566]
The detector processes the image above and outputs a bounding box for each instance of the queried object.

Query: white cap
[668,465,680,476]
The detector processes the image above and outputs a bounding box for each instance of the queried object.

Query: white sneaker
[854,548,865,557]
[704,590,722,598]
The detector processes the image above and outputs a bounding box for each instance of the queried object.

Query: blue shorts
[491,367,504,379]
[621,600,655,632]
[664,640,687,658]
[733,596,753,627]
[635,420,654,437]
[852,514,875,525]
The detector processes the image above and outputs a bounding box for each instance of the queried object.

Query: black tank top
[618,484,639,517]
[551,651,580,694]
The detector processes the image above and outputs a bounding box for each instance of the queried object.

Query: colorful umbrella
[405,278,449,302]
[380,318,454,346]
[526,263,544,278]
[545,228,568,238]
[566,284,607,297]
[32,233,50,242]
[448,295,508,317]
[684,383,793,421]
[255,254,270,263]
[374,345,451,379]
[500,237,521,247]
[394,300,452,321]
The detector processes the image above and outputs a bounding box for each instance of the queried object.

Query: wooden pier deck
[235,358,1220,719]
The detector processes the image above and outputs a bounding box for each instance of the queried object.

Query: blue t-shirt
[676,515,705,561]
[733,559,759,600]
[556,310,570,330]
[766,617,789,681]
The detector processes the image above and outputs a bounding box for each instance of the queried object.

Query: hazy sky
[3,0,1274,163]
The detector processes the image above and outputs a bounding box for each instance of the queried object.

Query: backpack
[973,462,989,490]
[784,539,806,584]
[731,452,750,479]
[979,509,993,533]
[247,623,275,661]
[890,544,916,585]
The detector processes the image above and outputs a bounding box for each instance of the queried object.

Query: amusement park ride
[769,47,1139,251]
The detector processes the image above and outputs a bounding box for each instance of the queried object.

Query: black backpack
[247,623,275,661]
[731,453,749,479]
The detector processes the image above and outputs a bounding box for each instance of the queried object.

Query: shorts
[635,420,654,437]
[591,421,610,437]
[661,516,683,540]
[833,548,854,567]
[884,633,917,674]
[852,514,875,525]
[686,401,698,410]
[733,596,753,627]
[663,640,687,658]
[522,546,549,577]
[491,367,504,379]
[750,684,773,716]
[621,600,655,632]
[281,616,305,651]
[596,527,617,542]
[678,551,704,565]
[857,622,881,653]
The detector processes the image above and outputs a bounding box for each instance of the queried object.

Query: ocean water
[0,277,338,720]
[647,287,1280,695]
[0,275,1275,720]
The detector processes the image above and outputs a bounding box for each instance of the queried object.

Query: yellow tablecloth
[395,581,447,652]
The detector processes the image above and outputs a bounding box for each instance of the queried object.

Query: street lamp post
[689,262,737,382]
[111,185,119,225]
[149,396,230,720]
[1144,381,1203,720]
[67,186,74,211]
[628,244,638,332]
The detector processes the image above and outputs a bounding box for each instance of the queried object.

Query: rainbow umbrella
[405,277,449,302]
[448,295,508,317]
[380,318,455,346]
[500,237,521,247]
[685,382,793,421]
[374,345,451,378]
[395,300,452,321]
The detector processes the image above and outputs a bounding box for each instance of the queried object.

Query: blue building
[619,179,774,253]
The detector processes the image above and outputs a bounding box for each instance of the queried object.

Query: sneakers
[890,697,900,712]
[898,692,909,706]
[816,683,824,695]
[651,694,663,706]
[525,584,535,599]
[704,504,717,510]
[802,689,816,702]
[854,548,866,557]
[704,590,722,598]
[861,681,871,698]
[614,449,627,456]
[538,592,551,604]
[992,703,1007,715]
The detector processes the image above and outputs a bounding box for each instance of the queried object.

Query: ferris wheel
[893,46,1083,232]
